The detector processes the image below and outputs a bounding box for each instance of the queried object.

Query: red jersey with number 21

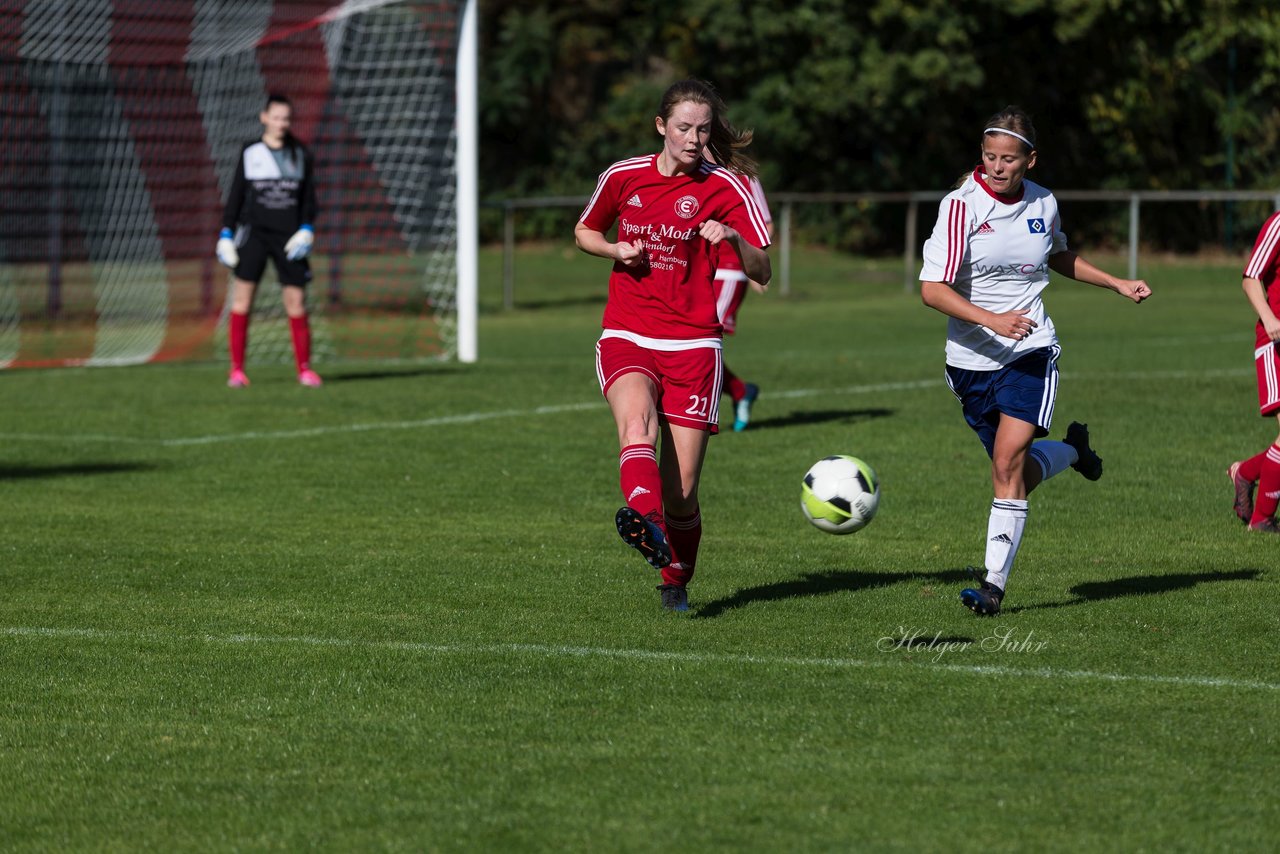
[580,154,771,341]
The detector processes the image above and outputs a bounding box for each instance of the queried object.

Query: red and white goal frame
[0,0,478,368]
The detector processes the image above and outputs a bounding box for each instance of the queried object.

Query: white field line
[0,367,1251,447]
[3,625,1276,692]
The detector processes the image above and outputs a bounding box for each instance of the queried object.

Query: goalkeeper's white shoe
[227,369,250,388]
[298,369,323,387]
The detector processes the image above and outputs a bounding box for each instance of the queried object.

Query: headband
[984,127,1035,149]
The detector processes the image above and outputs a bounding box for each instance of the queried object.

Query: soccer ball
[801,455,880,535]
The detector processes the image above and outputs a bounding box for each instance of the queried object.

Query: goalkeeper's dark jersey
[221,139,317,235]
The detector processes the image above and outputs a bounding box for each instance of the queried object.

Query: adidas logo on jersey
[976,221,995,235]
[628,486,651,500]
[627,194,642,207]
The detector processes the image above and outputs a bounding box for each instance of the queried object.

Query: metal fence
[491,190,1280,309]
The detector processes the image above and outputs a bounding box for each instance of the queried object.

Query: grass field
[2,245,1278,851]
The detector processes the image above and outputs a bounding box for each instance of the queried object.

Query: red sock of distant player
[619,443,666,527]
[662,508,701,587]
[723,366,746,402]
[1250,443,1280,524]
[289,315,312,373]
[1237,448,1269,483]
[229,311,249,372]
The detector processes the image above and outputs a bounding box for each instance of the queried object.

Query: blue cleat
[615,506,672,569]
[960,567,1004,616]
[733,383,759,432]
[657,583,689,611]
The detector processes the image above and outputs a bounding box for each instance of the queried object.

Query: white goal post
[0,0,478,368]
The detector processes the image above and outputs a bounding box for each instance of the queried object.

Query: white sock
[1028,440,1077,482]
[984,498,1028,591]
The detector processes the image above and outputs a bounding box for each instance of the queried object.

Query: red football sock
[289,315,312,373]
[619,443,665,527]
[662,509,701,587]
[1250,443,1280,524]
[1237,448,1270,483]
[723,366,746,402]
[229,311,249,372]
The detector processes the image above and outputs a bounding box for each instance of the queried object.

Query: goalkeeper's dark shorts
[233,225,311,287]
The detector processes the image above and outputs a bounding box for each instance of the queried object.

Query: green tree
[477,0,1280,249]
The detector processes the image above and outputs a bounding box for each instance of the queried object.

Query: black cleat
[657,583,689,611]
[959,567,1004,616]
[1248,517,1280,535]
[1228,461,1255,524]
[1064,421,1103,481]
[615,506,672,569]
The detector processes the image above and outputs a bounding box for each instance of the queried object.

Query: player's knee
[617,416,658,448]
[990,458,1024,491]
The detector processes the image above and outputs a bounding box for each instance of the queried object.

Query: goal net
[0,0,471,369]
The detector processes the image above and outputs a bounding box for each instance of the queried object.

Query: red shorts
[596,333,722,433]
[713,270,749,335]
[1256,342,1280,416]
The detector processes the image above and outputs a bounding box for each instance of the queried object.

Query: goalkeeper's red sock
[1249,443,1280,525]
[723,367,746,402]
[662,508,701,586]
[229,311,249,372]
[289,315,312,373]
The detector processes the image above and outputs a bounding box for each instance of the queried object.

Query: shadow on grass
[0,461,165,480]
[1004,568,1264,614]
[321,366,464,383]
[506,294,608,311]
[693,568,971,619]
[734,407,894,431]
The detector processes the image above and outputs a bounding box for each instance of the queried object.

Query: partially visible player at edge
[919,105,1152,616]
[575,78,772,612]
[712,171,773,430]
[1226,212,1280,533]
[216,93,321,388]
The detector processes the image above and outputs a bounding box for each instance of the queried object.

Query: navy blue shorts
[945,345,1060,458]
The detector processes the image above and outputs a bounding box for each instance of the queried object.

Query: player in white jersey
[919,106,1152,616]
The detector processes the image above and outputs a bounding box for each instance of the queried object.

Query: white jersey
[920,169,1069,370]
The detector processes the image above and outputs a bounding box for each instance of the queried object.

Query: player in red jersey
[576,79,772,611]
[1227,211,1280,533]
[713,172,773,430]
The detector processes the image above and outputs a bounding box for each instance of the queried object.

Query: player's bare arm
[575,222,645,268]
[1242,276,1280,342]
[699,219,771,285]
[748,221,775,293]
[1048,251,1152,303]
[920,280,1037,340]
